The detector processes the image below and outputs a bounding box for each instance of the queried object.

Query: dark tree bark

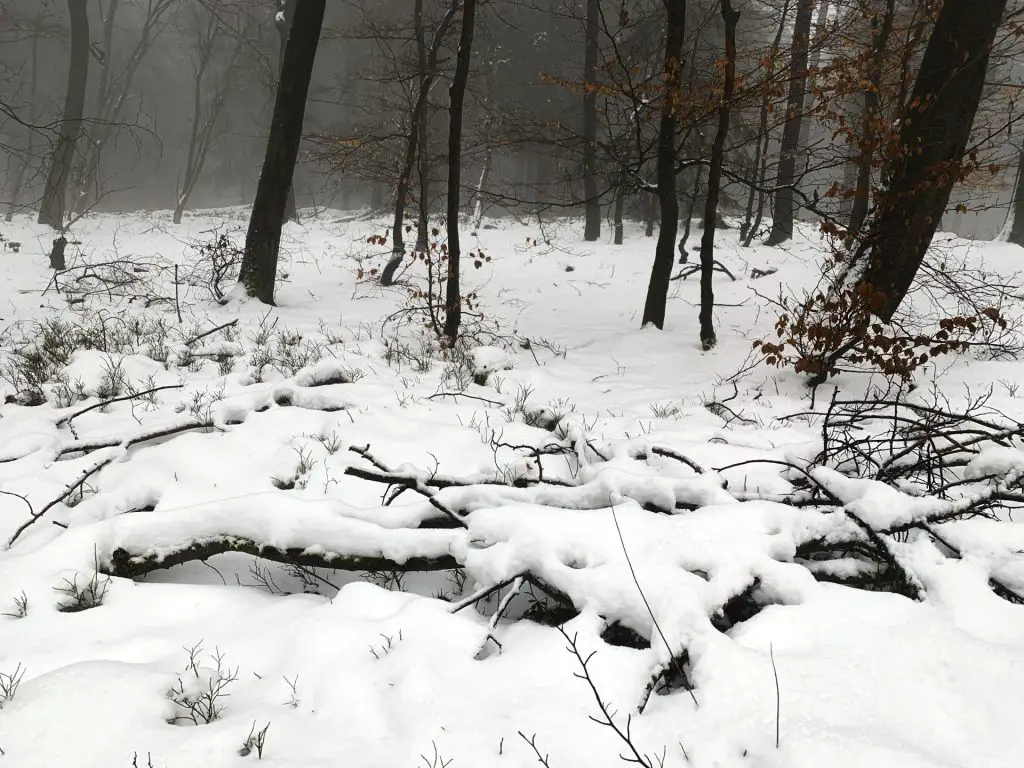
[38,0,90,230]
[859,0,1007,321]
[640,0,685,329]
[239,0,326,304]
[847,0,896,238]
[697,0,739,351]
[582,0,601,241]
[741,0,789,247]
[1001,147,1024,246]
[414,0,430,252]
[764,0,813,246]
[382,0,459,287]
[796,0,830,169]
[443,0,478,344]
[276,0,298,224]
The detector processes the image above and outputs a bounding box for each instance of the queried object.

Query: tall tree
[276,0,299,224]
[698,0,739,351]
[764,0,813,246]
[69,0,176,217]
[443,0,478,344]
[741,0,790,247]
[239,0,326,304]
[847,0,896,237]
[173,5,248,225]
[38,0,89,229]
[640,0,685,330]
[582,0,601,241]
[381,0,460,287]
[858,0,1007,320]
[5,14,40,223]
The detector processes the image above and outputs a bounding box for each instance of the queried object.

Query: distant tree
[381,0,460,287]
[69,0,176,217]
[173,3,248,224]
[581,0,601,241]
[764,0,813,246]
[847,0,897,238]
[443,0,477,344]
[740,0,789,247]
[4,13,42,222]
[239,0,326,303]
[641,0,685,330]
[698,0,739,350]
[38,0,89,229]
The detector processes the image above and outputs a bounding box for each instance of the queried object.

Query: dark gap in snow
[653,651,694,698]
[305,372,351,387]
[711,578,768,633]
[600,621,650,650]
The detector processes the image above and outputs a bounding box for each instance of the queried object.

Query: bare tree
[239,0,326,304]
[173,3,247,224]
[641,0,685,330]
[68,0,176,217]
[847,0,897,237]
[582,0,601,241]
[740,0,790,247]
[275,0,298,224]
[443,0,478,344]
[4,14,41,222]
[38,0,89,229]
[381,0,460,287]
[764,0,813,245]
[698,0,740,350]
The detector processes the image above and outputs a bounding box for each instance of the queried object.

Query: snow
[1,208,1023,766]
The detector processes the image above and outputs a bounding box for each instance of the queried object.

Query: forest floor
[0,208,1022,768]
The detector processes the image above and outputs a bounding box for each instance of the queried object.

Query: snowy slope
[0,209,1023,767]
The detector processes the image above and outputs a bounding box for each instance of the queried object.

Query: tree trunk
[582,0,601,241]
[678,163,704,261]
[796,0,829,169]
[472,145,493,231]
[38,0,90,230]
[1000,147,1024,246]
[239,0,326,304]
[848,0,896,238]
[385,0,459,285]
[741,0,790,246]
[764,0,813,246]
[859,0,1007,321]
[698,0,739,351]
[443,0,478,344]
[613,168,625,245]
[277,0,298,224]
[641,0,686,329]
[414,0,430,252]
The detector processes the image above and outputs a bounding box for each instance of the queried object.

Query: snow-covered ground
[1,208,1023,768]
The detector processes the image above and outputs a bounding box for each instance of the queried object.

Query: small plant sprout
[0,663,26,707]
[239,721,271,759]
[419,741,453,768]
[369,630,403,659]
[283,675,300,708]
[55,551,111,613]
[3,591,28,619]
[167,643,239,725]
